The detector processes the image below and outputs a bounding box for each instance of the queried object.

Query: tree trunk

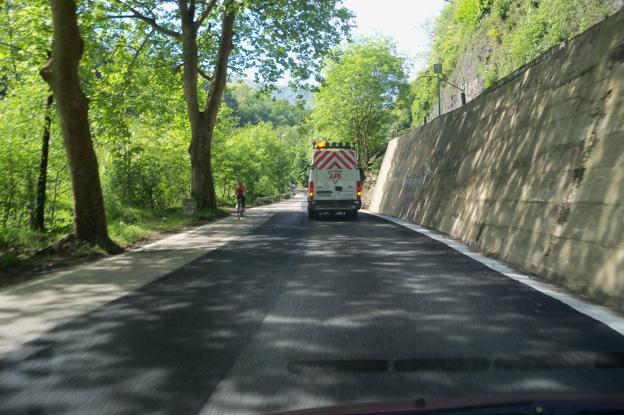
[190,114,216,209]
[362,136,370,170]
[26,168,35,227]
[41,0,120,252]
[121,1,235,210]
[32,93,53,231]
[186,3,236,209]
[355,136,363,167]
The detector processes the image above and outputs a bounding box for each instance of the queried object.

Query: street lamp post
[414,66,467,120]
[433,63,442,117]
[433,63,468,117]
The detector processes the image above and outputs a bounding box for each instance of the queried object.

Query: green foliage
[213,122,301,204]
[225,82,309,127]
[110,0,354,90]
[1,0,322,256]
[0,0,70,237]
[408,0,620,127]
[430,2,466,73]
[232,0,354,87]
[311,37,407,167]
[106,207,226,247]
[493,0,513,19]
[455,0,493,26]
[0,226,56,253]
[388,82,417,137]
[409,75,437,127]
[292,136,312,186]
[0,206,227,273]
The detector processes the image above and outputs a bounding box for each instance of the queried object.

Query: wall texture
[370,8,624,307]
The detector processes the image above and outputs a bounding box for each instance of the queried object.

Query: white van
[307,141,362,219]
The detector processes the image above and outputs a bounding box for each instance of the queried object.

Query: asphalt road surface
[2,195,624,415]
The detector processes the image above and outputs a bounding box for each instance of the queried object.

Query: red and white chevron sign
[313,150,357,170]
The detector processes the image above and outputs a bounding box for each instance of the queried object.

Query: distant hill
[271,84,313,108]
[224,81,311,126]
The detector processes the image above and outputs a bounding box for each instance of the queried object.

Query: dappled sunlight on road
[1,196,624,415]
[198,213,624,415]
[0,209,274,356]
[0,206,305,414]
[369,8,624,305]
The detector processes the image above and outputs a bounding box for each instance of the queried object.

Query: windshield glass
[1,1,623,414]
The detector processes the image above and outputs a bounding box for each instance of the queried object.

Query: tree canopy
[225,82,309,127]
[0,0,351,252]
[311,37,407,169]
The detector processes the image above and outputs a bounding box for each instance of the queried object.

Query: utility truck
[307,140,362,219]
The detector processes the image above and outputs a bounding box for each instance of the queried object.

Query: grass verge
[0,207,228,289]
[107,207,227,247]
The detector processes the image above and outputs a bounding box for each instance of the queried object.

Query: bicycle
[236,195,245,219]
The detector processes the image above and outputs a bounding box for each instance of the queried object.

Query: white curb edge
[364,210,624,337]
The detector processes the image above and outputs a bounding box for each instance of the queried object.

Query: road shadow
[370,9,624,305]
[0,212,308,415]
[198,213,624,414]
[1,212,624,415]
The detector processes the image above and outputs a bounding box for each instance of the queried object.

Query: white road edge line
[364,210,624,337]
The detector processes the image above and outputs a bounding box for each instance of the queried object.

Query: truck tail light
[309,181,314,199]
[356,181,362,198]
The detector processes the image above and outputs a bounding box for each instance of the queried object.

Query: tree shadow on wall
[376,9,624,306]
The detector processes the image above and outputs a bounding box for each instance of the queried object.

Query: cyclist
[234,181,246,216]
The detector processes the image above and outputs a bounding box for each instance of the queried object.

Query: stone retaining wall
[370,8,624,307]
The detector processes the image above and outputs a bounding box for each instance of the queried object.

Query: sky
[342,0,448,79]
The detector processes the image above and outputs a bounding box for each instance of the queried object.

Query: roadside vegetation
[0,207,226,287]
[308,0,623,185]
[311,38,408,169]
[0,0,350,261]
[405,0,622,125]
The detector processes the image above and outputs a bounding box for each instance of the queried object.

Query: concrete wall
[370,8,624,308]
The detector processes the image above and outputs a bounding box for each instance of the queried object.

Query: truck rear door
[313,149,358,201]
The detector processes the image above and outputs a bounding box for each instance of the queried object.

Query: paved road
[1,195,624,414]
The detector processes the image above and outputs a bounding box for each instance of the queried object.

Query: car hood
[268,395,624,415]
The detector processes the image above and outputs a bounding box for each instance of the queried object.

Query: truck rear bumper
[308,199,361,212]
